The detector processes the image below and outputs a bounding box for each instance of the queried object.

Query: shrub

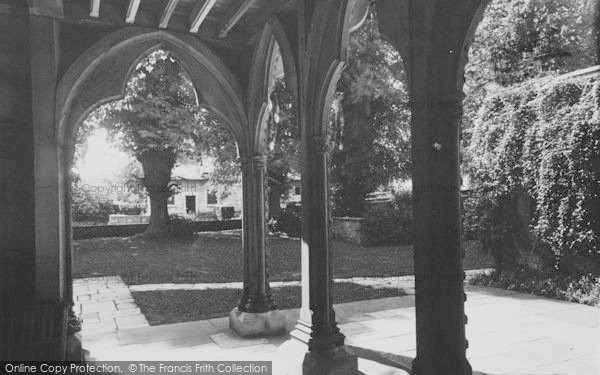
[67,308,82,334]
[116,204,145,215]
[72,197,113,223]
[362,191,413,246]
[470,265,600,306]
[272,202,301,237]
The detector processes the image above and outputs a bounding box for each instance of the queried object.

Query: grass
[131,283,406,325]
[73,231,493,284]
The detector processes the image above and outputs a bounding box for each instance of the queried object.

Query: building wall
[147,179,243,218]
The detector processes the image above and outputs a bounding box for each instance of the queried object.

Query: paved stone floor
[73,277,150,332]
[77,280,599,375]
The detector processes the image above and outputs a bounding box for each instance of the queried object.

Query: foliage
[71,180,145,223]
[466,0,597,88]
[67,309,82,334]
[266,78,301,218]
[470,266,600,307]
[330,7,411,217]
[80,49,238,235]
[71,174,114,223]
[91,50,201,157]
[270,202,301,238]
[362,191,413,246]
[462,0,598,166]
[466,74,600,271]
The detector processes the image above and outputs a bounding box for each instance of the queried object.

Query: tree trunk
[137,150,176,236]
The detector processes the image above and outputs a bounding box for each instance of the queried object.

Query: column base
[229,307,286,338]
[66,333,83,361]
[290,318,312,344]
[411,356,472,375]
[302,346,359,375]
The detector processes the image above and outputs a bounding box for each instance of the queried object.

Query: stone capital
[251,154,267,170]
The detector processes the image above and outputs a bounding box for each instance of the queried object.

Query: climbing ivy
[466,73,600,271]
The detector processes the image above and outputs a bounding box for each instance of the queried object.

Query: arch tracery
[56,28,248,159]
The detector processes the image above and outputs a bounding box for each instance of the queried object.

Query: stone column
[230,155,285,337]
[278,1,359,373]
[0,4,70,360]
[410,91,472,375]
[307,135,345,351]
[0,2,36,306]
[375,1,490,373]
[292,132,357,373]
[30,12,65,304]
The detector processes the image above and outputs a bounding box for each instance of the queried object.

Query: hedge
[467,71,599,270]
[73,219,242,239]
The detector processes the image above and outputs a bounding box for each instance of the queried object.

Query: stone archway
[2,0,498,369]
[36,27,250,324]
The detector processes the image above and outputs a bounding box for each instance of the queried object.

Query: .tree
[85,49,235,236]
[462,0,598,154]
[266,78,300,218]
[329,8,411,216]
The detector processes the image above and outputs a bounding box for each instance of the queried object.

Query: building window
[207,190,218,205]
[294,186,301,195]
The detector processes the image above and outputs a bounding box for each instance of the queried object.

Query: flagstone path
[73,269,492,333]
[77,284,599,375]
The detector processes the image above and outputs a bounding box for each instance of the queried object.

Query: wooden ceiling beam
[190,0,217,33]
[189,0,218,33]
[218,0,257,38]
[159,0,180,29]
[89,0,101,17]
[125,0,141,23]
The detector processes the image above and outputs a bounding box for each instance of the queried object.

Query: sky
[74,128,134,185]
[74,128,216,185]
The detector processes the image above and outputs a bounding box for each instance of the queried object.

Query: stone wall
[331,217,364,245]
[108,214,150,225]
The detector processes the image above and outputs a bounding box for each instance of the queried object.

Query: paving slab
[76,279,597,375]
[75,276,150,334]
[209,331,269,349]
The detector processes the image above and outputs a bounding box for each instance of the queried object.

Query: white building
[149,163,243,220]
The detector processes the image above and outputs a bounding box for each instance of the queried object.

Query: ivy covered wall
[466,71,599,271]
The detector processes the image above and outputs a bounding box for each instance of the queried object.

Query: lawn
[73,231,494,284]
[132,283,406,325]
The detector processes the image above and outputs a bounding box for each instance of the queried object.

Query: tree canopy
[78,49,238,235]
[329,9,410,216]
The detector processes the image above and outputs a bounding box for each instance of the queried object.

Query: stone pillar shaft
[375,1,487,372]
[410,93,470,375]
[252,155,268,300]
[292,132,345,354]
[30,14,65,302]
[238,155,274,313]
